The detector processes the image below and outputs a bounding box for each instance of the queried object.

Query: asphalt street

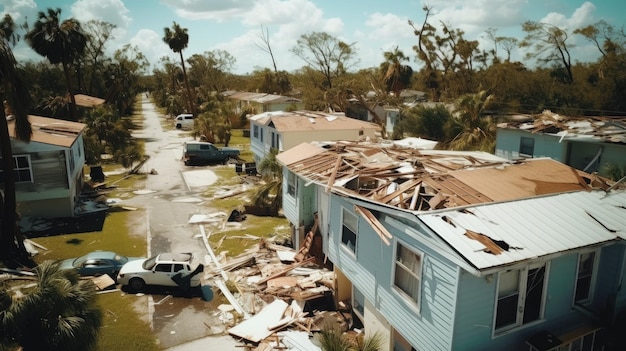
[123,95,240,350]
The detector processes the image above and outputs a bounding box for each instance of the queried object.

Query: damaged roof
[498,110,626,144]
[278,140,626,272]
[8,115,85,148]
[223,91,302,104]
[250,110,381,133]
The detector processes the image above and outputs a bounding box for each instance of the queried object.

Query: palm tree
[0,14,33,266]
[25,8,87,121]
[0,260,102,351]
[163,22,194,116]
[448,90,497,151]
[380,47,413,97]
[251,148,283,216]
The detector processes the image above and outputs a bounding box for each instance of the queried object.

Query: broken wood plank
[256,257,315,285]
[354,205,392,245]
[228,299,289,343]
[325,155,342,193]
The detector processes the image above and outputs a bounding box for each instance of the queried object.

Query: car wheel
[225,157,238,165]
[175,124,182,129]
[129,277,145,291]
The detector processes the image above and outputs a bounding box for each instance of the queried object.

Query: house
[5,115,87,218]
[248,110,381,163]
[222,91,304,115]
[276,140,626,351]
[496,110,626,176]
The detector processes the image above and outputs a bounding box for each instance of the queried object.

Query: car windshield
[114,255,128,264]
[142,255,159,270]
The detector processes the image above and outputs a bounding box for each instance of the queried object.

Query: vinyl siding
[327,196,458,350]
[495,129,567,162]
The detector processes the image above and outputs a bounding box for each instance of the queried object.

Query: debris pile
[202,236,355,350]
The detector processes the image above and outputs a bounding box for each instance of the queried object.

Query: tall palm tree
[380,46,413,97]
[25,8,87,121]
[163,22,194,116]
[0,14,33,266]
[0,260,102,351]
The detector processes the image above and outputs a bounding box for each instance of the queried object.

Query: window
[341,208,358,253]
[352,287,365,321]
[393,242,422,308]
[495,264,547,333]
[287,171,296,196]
[271,132,277,149]
[0,155,33,183]
[155,264,172,272]
[575,251,597,304]
[519,137,535,157]
[253,125,259,139]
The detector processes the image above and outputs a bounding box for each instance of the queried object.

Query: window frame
[341,207,358,255]
[493,262,548,335]
[391,240,423,313]
[0,154,33,183]
[287,171,296,196]
[519,136,535,157]
[574,249,599,306]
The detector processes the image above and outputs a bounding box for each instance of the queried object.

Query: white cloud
[161,0,255,21]
[365,13,412,40]
[0,0,37,22]
[129,29,172,66]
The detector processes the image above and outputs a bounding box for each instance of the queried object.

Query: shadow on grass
[22,211,108,238]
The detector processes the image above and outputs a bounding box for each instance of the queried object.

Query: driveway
[123,95,239,350]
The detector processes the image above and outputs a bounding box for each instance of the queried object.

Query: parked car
[117,252,204,291]
[59,251,141,278]
[174,113,194,129]
[182,141,241,165]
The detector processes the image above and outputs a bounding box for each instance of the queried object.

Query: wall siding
[495,129,567,161]
[327,196,457,350]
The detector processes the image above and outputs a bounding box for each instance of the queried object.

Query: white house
[5,115,87,218]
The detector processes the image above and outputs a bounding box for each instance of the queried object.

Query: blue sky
[2,0,625,75]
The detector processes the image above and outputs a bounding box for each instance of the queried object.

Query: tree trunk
[62,60,78,121]
[0,108,30,266]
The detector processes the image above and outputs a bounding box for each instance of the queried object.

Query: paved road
[124,95,239,350]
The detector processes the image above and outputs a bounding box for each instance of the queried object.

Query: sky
[2,0,626,75]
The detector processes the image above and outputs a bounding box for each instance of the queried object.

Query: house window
[495,263,547,333]
[575,251,597,304]
[393,329,417,351]
[287,171,296,196]
[260,127,264,142]
[341,208,358,253]
[271,132,276,149]
[352,287,365,321]
[253,125,259,139]
[393,242,422,308]
[0,155,33,183]
[519,137,535,157]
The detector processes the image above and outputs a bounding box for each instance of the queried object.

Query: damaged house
[5,115,87,218]
[276,140,626,351]
[496,111,626,175]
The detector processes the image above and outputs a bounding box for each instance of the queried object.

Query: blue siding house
[496,111,626,178]
[277,141,626,351]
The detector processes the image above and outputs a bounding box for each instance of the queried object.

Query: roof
[278,140,625,272]
[497,110,626,144]
[419,190,626,271]
[223,91,302,104]
[74,94,105,107]
[250,110,381,133]
[8,115,85,148]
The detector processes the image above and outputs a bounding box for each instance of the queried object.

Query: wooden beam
[354,205,392,245]
[325,155,342,193]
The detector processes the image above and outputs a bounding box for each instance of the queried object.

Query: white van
[174,114,194,129]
